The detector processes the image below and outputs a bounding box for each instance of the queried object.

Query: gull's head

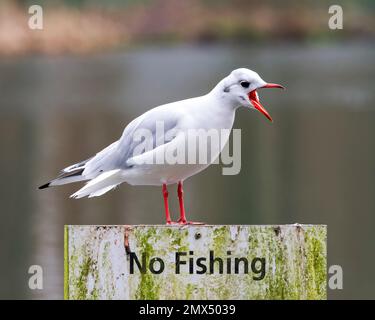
[214,68,284,122]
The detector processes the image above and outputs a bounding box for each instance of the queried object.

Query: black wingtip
[39,182,50,190]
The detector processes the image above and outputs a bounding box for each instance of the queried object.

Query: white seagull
[39,68,284,224]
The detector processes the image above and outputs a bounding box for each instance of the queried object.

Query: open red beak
[248,83,284,122]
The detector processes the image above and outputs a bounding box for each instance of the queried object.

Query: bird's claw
[178,219,205,225]
[166,221,179,225]
[165,220,205,226]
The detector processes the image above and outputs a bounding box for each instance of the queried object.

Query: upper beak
[261,83,285,90]
[248,83,285,122]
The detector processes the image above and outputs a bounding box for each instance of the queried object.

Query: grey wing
[82,107,180,178]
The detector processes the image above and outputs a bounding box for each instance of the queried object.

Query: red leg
[177,181,205,225]
[177,181,187,224]
[162,184,172,225]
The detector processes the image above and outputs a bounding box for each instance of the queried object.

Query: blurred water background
[0,0,374,299]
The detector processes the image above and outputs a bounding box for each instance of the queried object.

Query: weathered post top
[65,224,327,300]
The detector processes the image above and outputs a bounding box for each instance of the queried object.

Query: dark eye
[240,81,250,88]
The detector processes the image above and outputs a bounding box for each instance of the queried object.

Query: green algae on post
[65,225,327,300]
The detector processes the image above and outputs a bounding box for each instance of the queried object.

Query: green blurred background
[0,0,374,299]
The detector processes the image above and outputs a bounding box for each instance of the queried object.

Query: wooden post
[64,225,327,300]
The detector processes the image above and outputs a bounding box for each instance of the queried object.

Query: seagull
[39,68,284,225]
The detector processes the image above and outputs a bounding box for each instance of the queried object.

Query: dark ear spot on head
[223,86,230,93]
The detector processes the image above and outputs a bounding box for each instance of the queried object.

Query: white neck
[208,77,241,110]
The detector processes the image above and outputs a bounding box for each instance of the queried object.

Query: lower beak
[248,83,284,122]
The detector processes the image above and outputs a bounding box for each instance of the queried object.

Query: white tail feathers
[70,169,123,199]
[88,185,117,198]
